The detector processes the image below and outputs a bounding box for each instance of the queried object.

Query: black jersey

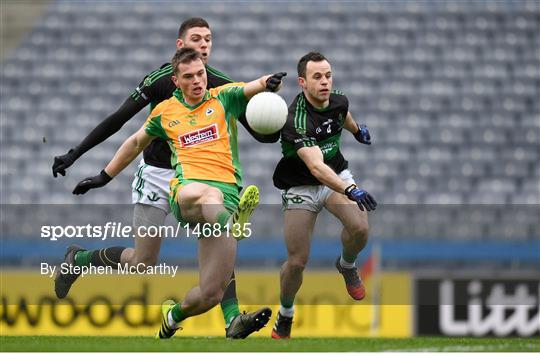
[273,91,350,189]
[70,63,278,170]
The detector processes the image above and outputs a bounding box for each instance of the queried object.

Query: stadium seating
[1,1,538,250]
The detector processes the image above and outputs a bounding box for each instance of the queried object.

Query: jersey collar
[302,92,331,112]
[173,88,211,110]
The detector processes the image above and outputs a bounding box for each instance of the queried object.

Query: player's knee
[287,256,308,273]
[201,187,223,205]
[200,288,224,307]
[351,220,369,244]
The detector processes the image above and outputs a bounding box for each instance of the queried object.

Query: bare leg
[324,192,369,300]
[120,203,167,266]
[181,232,237,316]
[325,192,369,261]
[169,183,237,317]
[279,209,318,307]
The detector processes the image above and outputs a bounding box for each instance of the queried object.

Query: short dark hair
[297,51,328,78]
[178,17,210,39]
[172,48,203,75]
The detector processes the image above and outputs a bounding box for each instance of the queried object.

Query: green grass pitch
[1,336,539,352]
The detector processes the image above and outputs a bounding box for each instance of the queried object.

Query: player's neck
[184,96,204,106]
[303,92,329,110]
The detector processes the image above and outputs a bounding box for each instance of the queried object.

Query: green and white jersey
[273,91,349,189]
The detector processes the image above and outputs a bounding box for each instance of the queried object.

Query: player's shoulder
[206,65,233,83]
[282,93,307,131]
[330,89,349,108]
[289,92,307,112]
[209,82,245,97]
[330,89,348,100]
[149,94,176,116]
[142,63,174,87]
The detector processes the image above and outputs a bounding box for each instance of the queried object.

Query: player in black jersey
[271,52,376,339]
[51,17,275,339]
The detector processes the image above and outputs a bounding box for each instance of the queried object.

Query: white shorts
[131,159,175,213]
[281,169,356,213]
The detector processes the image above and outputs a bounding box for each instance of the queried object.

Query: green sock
[216,210,231,228]
[73,250,92,267]
[342,250,357,264]
[280,296,294,309]
[171,303,188,323]
[221,298,240,326]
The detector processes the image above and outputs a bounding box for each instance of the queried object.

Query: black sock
[74,247,126,268]
[222,271,238,302]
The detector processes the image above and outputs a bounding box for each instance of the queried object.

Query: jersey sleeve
[332,90,350,115]
[130,63,173,105]
[214,83,248,120]
[144,104,168,140]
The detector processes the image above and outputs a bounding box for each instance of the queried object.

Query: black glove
[265,72,287,92]
[353,123,371,145]
[73,170,112,195]
[344,184,377,211]
[52,149,78,177]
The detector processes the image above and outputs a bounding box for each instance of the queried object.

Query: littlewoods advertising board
[0,271,411,337]
[2,269,538,337]
[414,273,540,337]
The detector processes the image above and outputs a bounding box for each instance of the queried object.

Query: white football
[246,92,288,135]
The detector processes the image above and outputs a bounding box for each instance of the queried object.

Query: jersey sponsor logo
[206,108,214,116]
[179,124,219,147]
[320,141,338,155]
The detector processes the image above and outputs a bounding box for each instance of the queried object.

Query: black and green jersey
[273,91,349,189]
[131,63,233,168]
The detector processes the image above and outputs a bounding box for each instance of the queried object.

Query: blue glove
[344,184,377,211]
[353,123,371,145]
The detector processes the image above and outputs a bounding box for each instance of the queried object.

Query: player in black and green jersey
[51,17,276,339]
[271,52,376,339]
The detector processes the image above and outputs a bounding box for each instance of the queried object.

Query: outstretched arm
[243,72,287,100]
[104,127,155,178]
[52,97,147,177]
[73,127,155,195]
